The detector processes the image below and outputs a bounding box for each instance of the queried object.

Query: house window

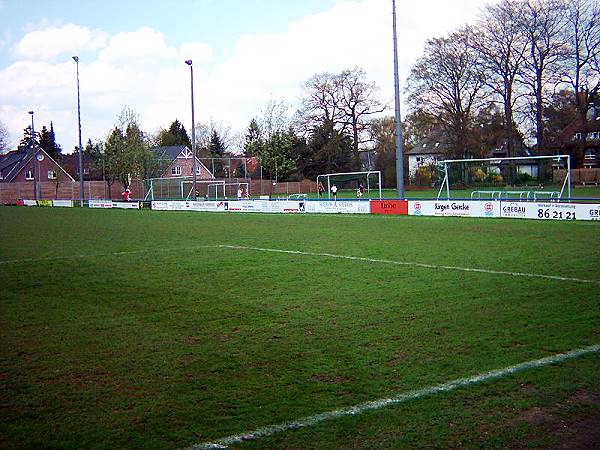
[172,166,181,176]
[574,132,582,140]
[584,149,596,159]
[83,168,90,175]
[25,170,34,180]
[590,132,600,140]
[47,170,57,180]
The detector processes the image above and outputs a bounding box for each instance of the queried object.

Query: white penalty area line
[188,344,600,449]
[218,245,600,285]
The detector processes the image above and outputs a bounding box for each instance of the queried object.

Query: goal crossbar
[316,170,382,200]
[437,155,571,201]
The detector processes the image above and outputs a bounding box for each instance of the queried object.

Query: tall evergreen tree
[17,125,39,151]
[38,122,62,159]
[244,119,262,156]
[156,119,192,148]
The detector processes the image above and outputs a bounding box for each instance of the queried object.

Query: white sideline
[188,344,600,449]
[218,245,600,285]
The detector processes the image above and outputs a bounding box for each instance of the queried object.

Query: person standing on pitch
[331,184,338,201]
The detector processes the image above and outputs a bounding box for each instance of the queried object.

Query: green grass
[1,207,599,449]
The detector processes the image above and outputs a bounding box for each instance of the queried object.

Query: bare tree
[406,28,486,158]
[296,67,385,166]
[337,67,386,164]
[0,121,9,153]
[473,0,530,159]
[562,0,599,122]
[518,0,570,148]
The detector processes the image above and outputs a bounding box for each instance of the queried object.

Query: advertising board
[500,201,600,221]
[224,200,304,213]
[89,199,114,209]
[52,200,73,208]
[370,200,408,215]
[408,200,500,218]
[305,200,370,214]
[112,201,140,209]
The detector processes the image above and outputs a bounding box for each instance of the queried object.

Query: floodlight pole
[29,111,38,200]
[185,60,197,196]
[73,56,84,207]
[392,0,405,200]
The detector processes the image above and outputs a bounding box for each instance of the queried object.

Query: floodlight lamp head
[72,56,79,63]
[28,111,34,115]
[185,60,192,66]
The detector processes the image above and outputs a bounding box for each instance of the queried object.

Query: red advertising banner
[370,200,408,215]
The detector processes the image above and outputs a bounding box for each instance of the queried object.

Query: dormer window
[574,132,582,140]
[172,166,181,176]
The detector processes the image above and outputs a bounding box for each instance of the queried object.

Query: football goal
[316,171,382,200]
[436,155,571,201]
[144,177,226,201]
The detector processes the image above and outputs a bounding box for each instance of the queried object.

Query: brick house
[153,145,214,179]
[552,115,600,169]
[0,146,74,185]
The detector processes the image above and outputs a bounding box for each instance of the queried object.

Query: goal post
[436,155,571,201]
[144,177,226,201]
[316,171,382,200]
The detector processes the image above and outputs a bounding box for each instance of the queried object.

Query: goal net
[436,155,571,201]
[316,171,382,200]
[144,177,226,201]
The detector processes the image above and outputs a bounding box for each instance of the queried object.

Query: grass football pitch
[1,207,599,449]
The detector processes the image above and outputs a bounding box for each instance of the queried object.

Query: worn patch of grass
[0,207,599,449]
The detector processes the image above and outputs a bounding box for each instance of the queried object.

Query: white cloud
[0,0,492,153]
[12,23,108,61]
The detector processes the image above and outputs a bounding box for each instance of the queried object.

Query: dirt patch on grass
[513,390,600,449]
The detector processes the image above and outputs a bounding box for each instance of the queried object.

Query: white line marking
[218,245,600,285]
[188,344,600,449]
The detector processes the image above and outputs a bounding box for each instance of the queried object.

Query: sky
[0,0,495,153]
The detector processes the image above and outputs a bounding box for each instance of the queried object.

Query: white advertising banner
[52,200,73,208]
[500,201,600,221]
[23,200,37,207]
[88,200,114,208]
[152,201,226,212]
[112,201,140,209]
[304,200,370,214]
[408,200,500,218]
[224,200,304,213]
[575,203,600,221]
[89,200,140,209]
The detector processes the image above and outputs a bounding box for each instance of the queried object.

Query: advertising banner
[305,200,370,214]
[23,200,37,206]
[370,200,408,215]
[152,201,226,212]
[499,201,598,221]
[112,201,140,210]
[52,200,73,208]
[224,200,304,213]
[575,203,600,221]
[89,199,114,209]
[409,200,500,218]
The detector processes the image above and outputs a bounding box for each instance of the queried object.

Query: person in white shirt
[331,184,338,200]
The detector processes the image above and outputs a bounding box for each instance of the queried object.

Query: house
[0,147,74,184]
[552,114,600,169]
[407,126,538,182]
[152,145,214,179]
[62,152,105,181]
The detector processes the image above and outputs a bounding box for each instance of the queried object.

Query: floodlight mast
[185,60,197,196]
[73,56,84,207]
[392,0,405,200]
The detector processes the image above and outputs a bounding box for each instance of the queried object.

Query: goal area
[144,177,232,201]
[436,155,571,201]
[317,171,382,200]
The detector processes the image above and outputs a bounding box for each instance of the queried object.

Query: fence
[0,178,318,204]
[554,168,600,185]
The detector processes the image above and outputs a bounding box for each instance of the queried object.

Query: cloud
[12,23,108,61]
[0,0,492,153]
